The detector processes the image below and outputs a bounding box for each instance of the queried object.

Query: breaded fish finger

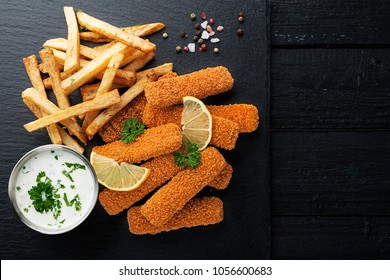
[93,123,182,164]
[144,66,234,108]
[143,103,258,133]
[128,197,223,235]
[99,154,182,215]
[98,93,147,143]
[142,104,239,150]
[207,104,259,133]
[140,147,226,227]
[208,164,233,190]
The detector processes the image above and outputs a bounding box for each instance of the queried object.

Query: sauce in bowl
[8,145,98,234]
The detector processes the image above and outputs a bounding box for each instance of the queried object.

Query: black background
[0,0,269,259]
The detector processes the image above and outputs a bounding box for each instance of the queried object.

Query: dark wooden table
[270,0,390,259]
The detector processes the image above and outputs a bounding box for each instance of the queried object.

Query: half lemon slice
[90,151,150,191]
[181,96,212,151]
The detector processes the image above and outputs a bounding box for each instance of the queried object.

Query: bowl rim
[8,144,98,235]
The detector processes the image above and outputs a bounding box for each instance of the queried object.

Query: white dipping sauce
[11,146,97,233]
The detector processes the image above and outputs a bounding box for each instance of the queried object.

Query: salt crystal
[217,25,224,32]
[201,21,208,29]
[209,31,215,36]
[210,38,220,43]
[188,43,195,53]
[206,25,213,33]
[201,31,210,40]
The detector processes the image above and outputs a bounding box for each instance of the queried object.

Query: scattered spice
[201,12,207,20]
[201,21,208,29]
[180,30,186,37]
[201,44,207,51]
[237,28,244,36]
[188,43,195,53]
[195,30,201,37]
[195,23,201,30]
[162,32,168,38]
[190,13,196,20]
[201,30,210,39]
[210,38,220,43]
[206,25,213,33]
[238,16,244,23]
[209,18,215,25]
[183,46,189,52]
[176,46,182,53]
[193,35,198,42]
[217,25,224,32]
[214,47,219,54]
[197,38,204,45]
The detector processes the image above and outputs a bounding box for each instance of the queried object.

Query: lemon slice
[181,96,212,151]
[90,152,150,191]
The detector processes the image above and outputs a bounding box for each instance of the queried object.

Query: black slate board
[0,0,269,259]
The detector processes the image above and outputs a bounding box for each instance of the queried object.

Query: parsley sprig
[174,142,201,168]
[121,118,145,144]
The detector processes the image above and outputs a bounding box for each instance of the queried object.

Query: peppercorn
[236,28,244,36]
[214,47,219,54]
[180,31,186,37]
[238,16,244,22]
[201,43,207,51]
[162,32,168,38]
[193,35,198,42]
[209,18,215,25]
[197,38,204,45]
[201,12,207,20]
[195,30,201,37]
[190,13,196,20]
[176,46,182,53]
[195,23,201,30]
[183,46,189,52]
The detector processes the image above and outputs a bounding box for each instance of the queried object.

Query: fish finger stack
[95,66,259,235]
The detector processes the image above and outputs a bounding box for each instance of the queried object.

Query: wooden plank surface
[0,0,269,260]
[272,217,390,259]
[271,132,390,215]
[271,48,390,129]
[271,0,390,46]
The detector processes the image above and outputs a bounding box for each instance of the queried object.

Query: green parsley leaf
[16,186,21,191]
[62,162,86,182]
[173,142,201,168]
[121,118,145,144]
[63,193,82,211]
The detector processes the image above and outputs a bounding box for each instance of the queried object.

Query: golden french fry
[76,11,155,52]
[63,7,80,73]
[43,38,99,59]
[60,42,127,94]
[92,41,116,53]
[124,52,154,72]
[80,23,165,43]
[22,90,87,144]
[136,63,173,80]
[23,55,62,144]
[80,83,125,102]
[58,127,84,154]
[23,88,120,132]
[85,74,156,139]
[82,53,124,129]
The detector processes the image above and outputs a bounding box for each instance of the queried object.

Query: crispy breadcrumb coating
[144,66,234,108]
[142,104,239,150]
[208,164,233,190]
[99,154,182,215]
[143,103,258,133]
[128,197,223,235]
[140,147,226,227]
[98,93,147,143]
[207,104,259,133]
[93,123,182,164]
[159,71,178,80]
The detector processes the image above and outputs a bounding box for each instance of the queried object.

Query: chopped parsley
[24,208,29,213]
[63,193,82,211]
[62,162,86,182]
[16,186,21,191]
[173,142,201,168]
[121,118,145,144]
[55,155,59,160]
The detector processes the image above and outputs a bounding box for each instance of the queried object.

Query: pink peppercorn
[199,47,203,52]
[201,12,206,20]
[209,18,215,25]
[183,46,189,52]
[201,43,207,51]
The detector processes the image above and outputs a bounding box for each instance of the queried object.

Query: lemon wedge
[90,151,150,191]
[181,96,212,151]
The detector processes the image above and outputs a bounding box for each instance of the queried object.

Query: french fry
[23,88,121,132]
[43,38,99,59]
[136,63,173,80]
[82,53,124,129]
[63,7,80,73]
[60,41,128,94]
[85,74,156,139]
[124,52,154,72]
[58,127,84,154]
[23,55,62,144]
[39,49,72,110]
[80,83,126,102]
[92,41,116,53]
[76,11,156,52]
[80,23,165,42]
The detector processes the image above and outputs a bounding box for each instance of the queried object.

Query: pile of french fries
[22,7,172,153]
